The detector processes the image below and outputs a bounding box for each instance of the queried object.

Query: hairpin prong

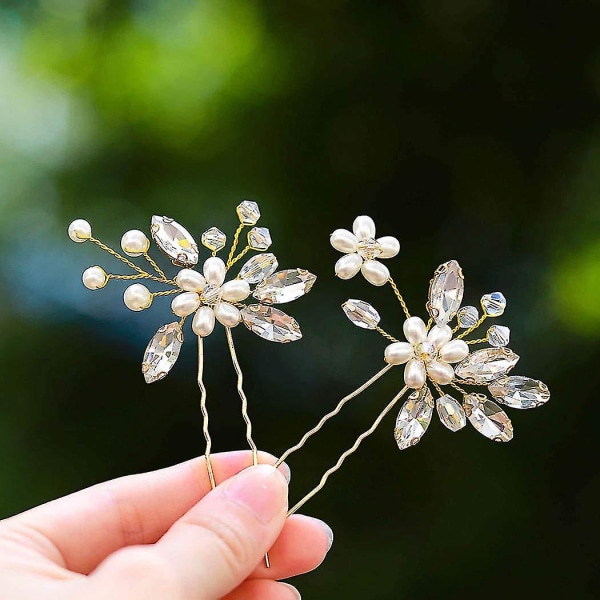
[197,335,216,489]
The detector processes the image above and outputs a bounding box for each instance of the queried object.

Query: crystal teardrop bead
[151,216,199,267]
[237,253,279,284]
[436,394,467,432]
[464,393,513,442]
[455,347,519,384]
[481,292,506,317]
[427,260,464,326]
[488,376,550,409]
[342,299,381,329]
[142,323,184,383]
[457,305,479,328]
[240,304,302,343]
[253,269,316,304]
[487,325,510,347]
[394,386,434,450]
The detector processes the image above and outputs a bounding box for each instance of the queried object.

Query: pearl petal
[404,359,427,389]
[427,324,453,349]
[203,257,227,286]
[82,266,107,290]
[175,269,206,292]
[439,339,469,363]
[192,306,216,337]
[171,292,201,317]
[121,230,150,257]
[123,284,152,311]
[427,360,455,385]
[330,229,359,254]
[352,215,376,240]
[403,316,427,345]
[221,279,251,302]
[384,342,414,365]
[335,253,363,280]
[68,219,92,243]
[214,302,241,327]
[377,236,400,259]
[361,260,389,286]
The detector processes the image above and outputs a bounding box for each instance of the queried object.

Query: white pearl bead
[120,230,150,257]
[403,316,427,344]
[404,359,426,389]
[123,284,152,311]
[330,229,359,253]
[176,269,206,292]
[82,266,107,290]
[427,360,455,385]
[384,342,413,365]
[221,279,251,302]
[214,302,241,327]
[352,215,376,240]
[335,253,362,280]
[377,236,400,259]
[361,259,389,286]
[68,219,92,243]
[203,257,227,286]
[171,292,201,317]
[439,339,469,363]
[427,324,453,349]
[193,306,215,337]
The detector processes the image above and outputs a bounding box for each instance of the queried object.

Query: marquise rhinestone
[342,299,381,329]
[248,227,272,251]
[481,292,506,317]
[253,269,316,304]
[488,376,550,409]
[151,215,199,267]
[201,227,226,252]
[457,305,479,328]
[394,386,434,450]
[487,325,510,347]
[463,394,513,442]
[436,394,467,432]
[142,323,184,384]
[237,253,279,284]
[455,347,519,384]
[427,260,464,326]
[240,304,302,343]
[236,200,261,225]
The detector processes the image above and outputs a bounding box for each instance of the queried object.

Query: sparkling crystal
[241,304,302,343]
[457,306,479,328]
[201,227,226,252]
[253,269,316,304]
[236,200,261,225]
[142,323,184,383]
[342,299,381,329]
[464,394,513,442]
[487,325,510,347]
[427,260,464,326]
[151,215,199,267]
[481,292,506,317]
[416,342,437,363]
[238,253,278,284]
[455,348,519,384]
[357,238,383,260]
[394,386,434,450]
[436,394,466,432]
[200,284,222,305]
[488,376,550,410]
[248,227,272,251]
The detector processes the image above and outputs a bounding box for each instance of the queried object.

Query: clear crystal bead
[237,253,278,284]
[342,299,381,329]
[201,227,226,252]
[241,304,302,343]
[357,238,383,260]
[427,260,464,326]
[481,292,506,317]
[236,200,261,225]
[416,341,437,363]
[142,323,184,384]
[455,347,519,384]
[200,284,222,305]
[487,325,510,347]
[248,227,272,251]
[151,215,199,267]
[253,269,316,304]
[457,306,479,328]
[464,393,513,442]
[436,394,466,432]
[394,386,434,450]
[488,376,550,409]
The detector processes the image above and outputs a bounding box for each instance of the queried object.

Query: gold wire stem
[457,314,487,340]
[466,337,488,345]
[229,246,251,268]
[198,336,216,489]
[143,252,167,279]
[274,364,394,469]
[376,326,399,343]
[225,327,259,467]
[153,289,180,297]
[226,224,245,268]
[426,318,434,331]
[287,386,409,517]
[387,277,411,319]
[432,381,445,397]
[449,381,469,396]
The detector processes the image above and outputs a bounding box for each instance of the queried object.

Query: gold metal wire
[198,336,216,489]
[376,326,400,343]
[153,289,180,297]
[466,337,488,345]
[229,246,251,268]
[226,224,245,268]
[449,381,469,396]
[432,380,445,397]
[274,364,394,469]
[388,276,411,319]
[287,386,409,516]
[457,314,487,339]
[143,252,167,279]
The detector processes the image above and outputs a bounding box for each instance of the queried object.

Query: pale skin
[0,451,332,600]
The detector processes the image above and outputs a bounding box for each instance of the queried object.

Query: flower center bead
[416,341,437,364]
[200,283,222,306]
[357,238,383,260]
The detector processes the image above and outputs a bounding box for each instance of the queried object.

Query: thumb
[89,464,289,600]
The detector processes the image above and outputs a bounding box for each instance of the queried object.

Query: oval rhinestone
[240,304,302,343]
[464,393,513,442]
[436,394,466,432]
[455,347,519,384]
[342,299,381,329]
[394,386,434,450]
[253,269,317,304]
[142,323,184,384]
[151,215,199,267]
[237,253,279,284]
[488,376,550,409]
[427,260,464,326]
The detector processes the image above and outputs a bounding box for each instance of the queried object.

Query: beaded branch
[277,215,550,516]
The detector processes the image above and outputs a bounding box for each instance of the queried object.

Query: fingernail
[317,518,334,551]
[280,582,301,599]
[278,461,292,483]
[221,464,288,524]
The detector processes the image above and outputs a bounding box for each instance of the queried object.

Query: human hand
[0,451,332,599]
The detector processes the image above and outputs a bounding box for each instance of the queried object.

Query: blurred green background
[0,0,599,597]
